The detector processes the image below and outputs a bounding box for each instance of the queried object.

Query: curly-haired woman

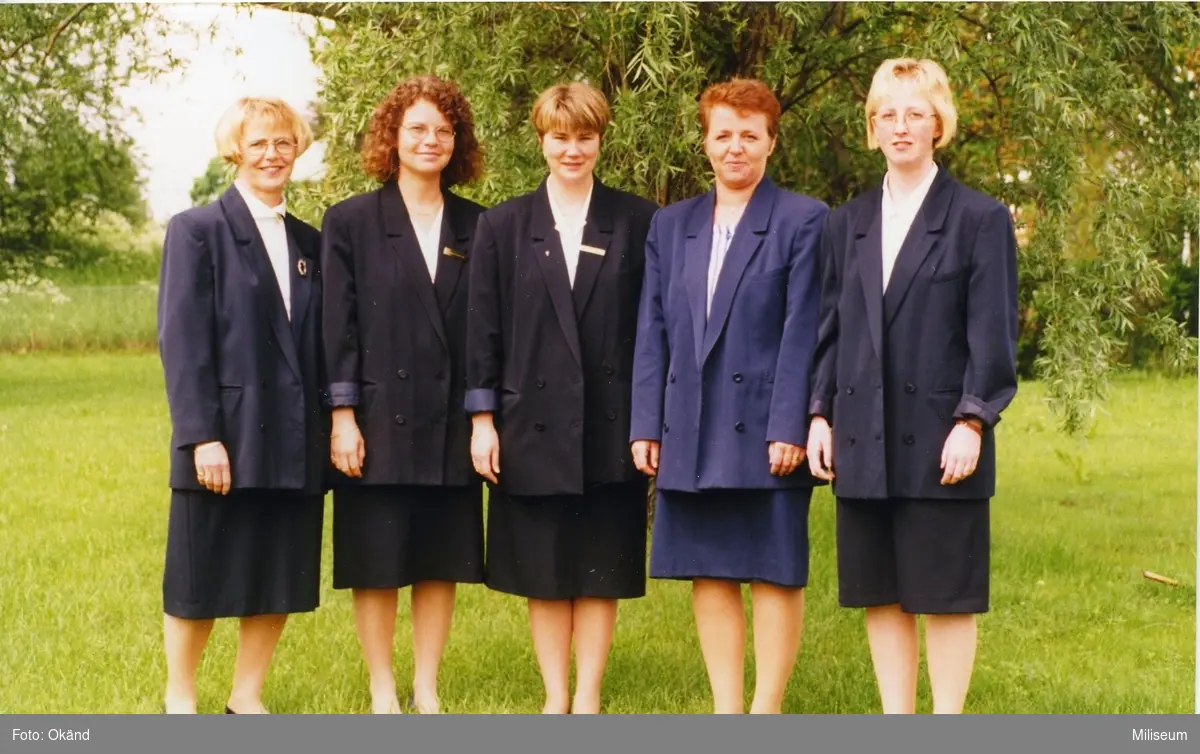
[320,74,487,714]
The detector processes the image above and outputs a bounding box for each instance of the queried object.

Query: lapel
[882,167,955,328]
[682,192,714,369]
[433,191,472,314]
[219,186,302,382]
[380,182,448,351]
[529,179,583,367]
[853,188,885,363]
[284,215,312,342]
[700,176,777,365]
[571,180,614,319]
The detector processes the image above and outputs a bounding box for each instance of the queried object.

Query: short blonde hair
[531,82,611,139]
[214,97,314,166]
[865,58,957,150]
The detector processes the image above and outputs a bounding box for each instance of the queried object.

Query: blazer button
[876,433,882,441]
[669,373,676,383]
[397,369,409,380]
[848,436,856,446]
[536,378,546,388]
[903,433,915,445]
[606,410,616,421]
[663,423,670,434]
[395,414,406,425]
[534,422,546,432]
[905,382,916,394]
[846,386,854,395]
[603,363,615,376]
[735,422,745,432]
[259,423,266,433]
[732,372,743,383]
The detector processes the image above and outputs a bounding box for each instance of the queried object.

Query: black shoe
[225,706,236,714]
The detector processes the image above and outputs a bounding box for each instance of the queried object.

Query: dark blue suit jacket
[157,186,329,494]
[808,167,1019,500]
[321,183,485,488]
[630,177,828,493]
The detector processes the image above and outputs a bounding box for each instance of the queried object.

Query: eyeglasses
[873,110,937,128]
[402,124,456,142]
[245,138,298,156]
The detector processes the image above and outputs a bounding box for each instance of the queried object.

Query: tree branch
[42,4,89,58]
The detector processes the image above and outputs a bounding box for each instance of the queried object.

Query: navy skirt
[650,487,812,587]
[162,488,324,619]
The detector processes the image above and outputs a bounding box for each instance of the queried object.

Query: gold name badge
[443,247,466,260]
[580,244,606,256]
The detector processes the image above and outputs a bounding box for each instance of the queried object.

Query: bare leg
[227,614,287,714]
[570,598,618,714]
[692,579,746,714]
[410,580,457,713]
[528,598,573,713]
[864,604,919,714]
[352,588,401,714]
[163,615,214,714]
[925,614,978,714]
[747,583,805,714]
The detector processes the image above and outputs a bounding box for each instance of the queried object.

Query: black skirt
[162,488,324,619]
[332,484,485,589]
[485,480,649,601]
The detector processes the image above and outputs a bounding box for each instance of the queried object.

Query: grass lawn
[0,353,1194,714]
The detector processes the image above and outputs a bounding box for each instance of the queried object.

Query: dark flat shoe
[224,706,236,714]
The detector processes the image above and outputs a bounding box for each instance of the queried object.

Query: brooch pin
[297,258,308,277]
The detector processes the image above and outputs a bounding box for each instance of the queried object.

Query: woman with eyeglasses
[465,82,657,714]
[807,58,1018,714]
[321,75,487,715]
[157,97,327,714]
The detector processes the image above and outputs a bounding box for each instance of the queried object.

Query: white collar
[882,163,938,216]
[235,180,287,221]
[547,179,593,231]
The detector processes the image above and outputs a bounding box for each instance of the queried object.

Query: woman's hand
[194,441,232,495]
[940,420,982,485]
[631,440,661,477]
[768,441,806,476]
[331,407,365,478]
[806,416,835,481]
[471,413,501,484]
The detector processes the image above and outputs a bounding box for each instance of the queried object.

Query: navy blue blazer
[321,183,485,487]
[465,178,658,496]
[808,167,1019,501]
[157,186,329,494]
[630,177,828,493]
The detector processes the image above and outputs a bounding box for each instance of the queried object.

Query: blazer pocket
[930,266,965,283]
[743,267,787,284]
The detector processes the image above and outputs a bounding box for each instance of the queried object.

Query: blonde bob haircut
[865,58,957,151]
[214,97,314,166]
[531,82,611,139]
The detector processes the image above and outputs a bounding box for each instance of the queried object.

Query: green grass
[0,354,1194,714]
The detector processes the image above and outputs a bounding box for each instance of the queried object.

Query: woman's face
[237,118,298,200]
[541,127,600,187]
[872,80,941,171]
[704,104,776,192]
[396,98,455,179]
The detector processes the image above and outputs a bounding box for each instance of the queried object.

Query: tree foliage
[283,1,1198,434]
[0,4,179,253]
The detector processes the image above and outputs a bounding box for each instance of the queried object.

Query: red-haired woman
[321,74,487,715]
[630,78,828,714]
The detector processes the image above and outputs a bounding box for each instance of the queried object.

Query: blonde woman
[807,58,1019,714]
[465,82,657,714]
[157,97,326,714]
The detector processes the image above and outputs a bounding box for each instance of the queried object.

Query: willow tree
[283,1,1199,434]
